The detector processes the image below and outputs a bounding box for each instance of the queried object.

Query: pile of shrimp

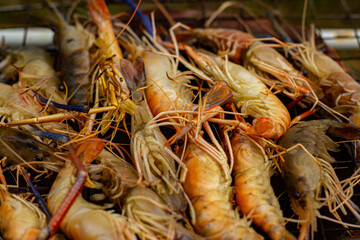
[0,0,359,240]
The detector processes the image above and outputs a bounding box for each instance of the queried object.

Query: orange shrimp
[181,27,313,99]
[0,167,46,240]
[231,132,295,240]
[182,142,263,239]
[184,47,290,138]
[87,0,135,133]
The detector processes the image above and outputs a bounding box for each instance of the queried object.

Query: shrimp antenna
[22,168,52,219]
[123,0,153,37]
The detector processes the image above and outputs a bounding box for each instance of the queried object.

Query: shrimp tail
[87,0,110,25]
[253,117,285,139]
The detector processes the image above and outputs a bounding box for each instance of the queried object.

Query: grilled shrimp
[47,163,139,240]
[46,0,93,105]
[180,27,311,98]
[278,119,360,240]
[88,149,200,240]
[288,36,360,115]
[231,132,295,240]
[182,142,263,239]
[0,185,46,240]
[0,46,65,104]
[185,47,290,138]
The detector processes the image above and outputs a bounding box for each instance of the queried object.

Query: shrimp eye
[59,84,65,92]
[301,69,308,77]
[49,142,57,148]
[293,192,301,200]
[35,155,43,161]
[177,139,184,147]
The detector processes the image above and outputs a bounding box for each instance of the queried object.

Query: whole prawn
[46,0,94,105]
[119,54,189,211]
[278,119,360,240]
[182,142,263,240]
[179,27,313,99]
[0,46,65,104]
[231,132,295,240]
[183,47,290,138]
[288,31,360,116]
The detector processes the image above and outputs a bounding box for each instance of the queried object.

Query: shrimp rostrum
[278,119,360,240]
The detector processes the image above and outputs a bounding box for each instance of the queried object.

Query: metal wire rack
[0,0,360,239]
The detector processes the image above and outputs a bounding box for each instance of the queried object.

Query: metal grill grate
[0,1,360,239]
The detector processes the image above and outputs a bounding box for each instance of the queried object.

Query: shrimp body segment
[231,133,295,240]
[47,164,138,240]
[142,50,194,117]
[192,28,310,97]
[47,0,93,105]
[182,142,263,239]
[0,186,46,240]
[289,43,360,114]
[186,48,290,138]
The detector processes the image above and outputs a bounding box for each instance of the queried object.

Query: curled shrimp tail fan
[253,117,285,139]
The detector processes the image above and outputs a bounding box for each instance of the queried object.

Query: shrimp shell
[278,119,360,240]
[47,164,138,240]
[182,142,263,240]
[47,0,93,105]
[231,133,295,240]
[0,185,46,240]
[142,50,194,117]
[186,48,290,138]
